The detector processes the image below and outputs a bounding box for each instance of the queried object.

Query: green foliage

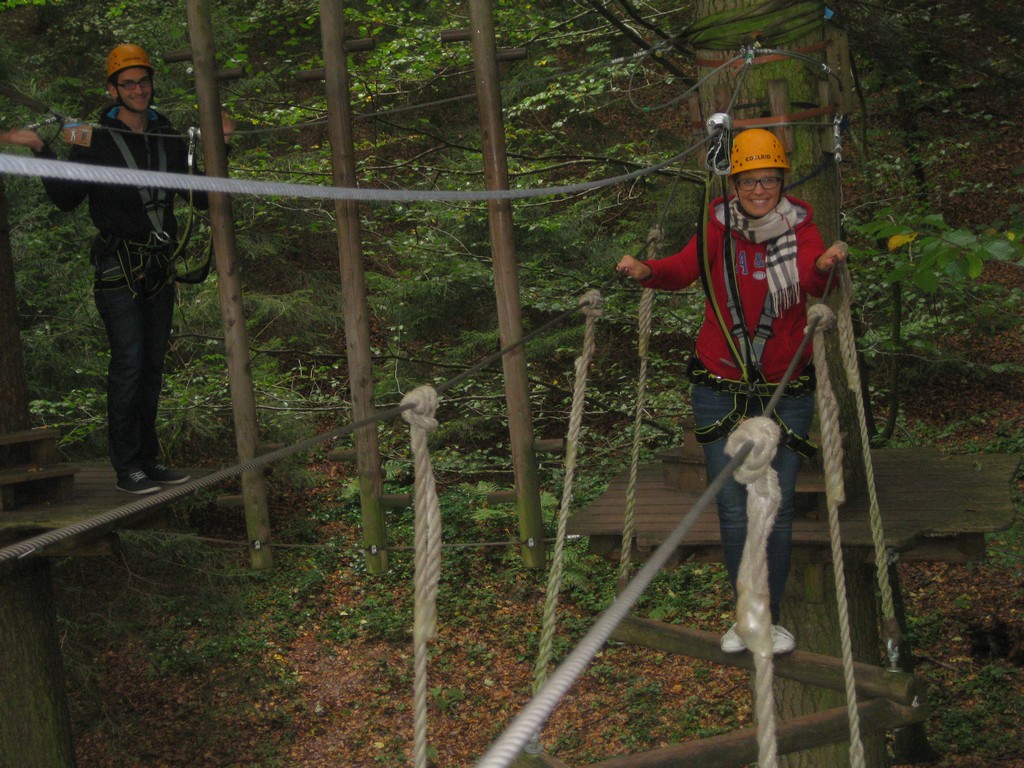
[849,206,1024,294]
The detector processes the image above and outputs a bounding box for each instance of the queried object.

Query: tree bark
[0,177,32,458]
[0,560,77,768]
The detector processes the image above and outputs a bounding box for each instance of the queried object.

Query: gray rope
[0,142,706,204]
[473,437,756,768]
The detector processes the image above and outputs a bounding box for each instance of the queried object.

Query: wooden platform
[569,447,1021,564]
[0,464,184,555]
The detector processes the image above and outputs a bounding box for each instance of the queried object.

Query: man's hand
[0,127,45,153]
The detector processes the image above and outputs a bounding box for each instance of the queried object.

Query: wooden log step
[0,427,61,446]
[0,463,79,487]
[0,427,62,465]
[612,616,926,707]
[586,697,926,768]
[0,464,79,513]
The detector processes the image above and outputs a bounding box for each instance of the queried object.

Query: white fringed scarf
[728,196,801,316]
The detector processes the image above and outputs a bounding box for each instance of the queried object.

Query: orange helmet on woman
[106,44,153,81]
[730,128,789,174]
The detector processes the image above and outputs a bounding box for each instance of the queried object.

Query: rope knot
[807,302,836,334]
[580,289,604,319]
[401,385,439,433]
[725,417,779,485]
[646,224,665,246]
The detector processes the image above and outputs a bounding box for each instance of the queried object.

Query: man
[1,44,231,494]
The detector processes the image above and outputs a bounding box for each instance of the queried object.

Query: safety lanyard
[108,128,170,242]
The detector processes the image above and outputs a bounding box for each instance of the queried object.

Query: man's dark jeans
[93,255,175,480]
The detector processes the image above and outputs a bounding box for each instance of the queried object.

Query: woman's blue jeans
[691,383,815,624]
[93,262,175,480]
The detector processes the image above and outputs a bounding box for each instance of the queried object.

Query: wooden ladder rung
[0,463,79,487]
[0,427,61,446]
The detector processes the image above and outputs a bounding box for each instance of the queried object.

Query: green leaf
[912,269,941,293]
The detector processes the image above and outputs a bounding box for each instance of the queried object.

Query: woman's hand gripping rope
[816,240,849,275]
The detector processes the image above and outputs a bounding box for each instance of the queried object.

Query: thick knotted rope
[618,288,655,588]
[402,385,443,768]
[808,301,866,768]
[533,291,603,707]
[726,416,781,768]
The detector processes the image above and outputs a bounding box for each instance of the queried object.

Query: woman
[617,128,847,654]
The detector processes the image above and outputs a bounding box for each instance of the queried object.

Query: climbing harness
[686,358,818,458]
[106,121,212,287]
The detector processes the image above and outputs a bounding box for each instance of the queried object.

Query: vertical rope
[808,303,866,768]
[728,417,782,768]
[402,385,443,768]
[618,288,655,588]
[836,265,902,660]
[532,292,603,702]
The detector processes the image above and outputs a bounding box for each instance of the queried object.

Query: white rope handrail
[808,302,866,768]
[618,287,655,588]
[532,291,604,713]
[402,385,444,768]
[728,416,783,768]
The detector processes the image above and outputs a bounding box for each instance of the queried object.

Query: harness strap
[687,359,818,459]
[698,176,750,381]
[108,128,170,241]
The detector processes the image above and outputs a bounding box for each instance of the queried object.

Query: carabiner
[704,112,732,176]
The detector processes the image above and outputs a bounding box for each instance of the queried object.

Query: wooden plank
[568,448,1020,563]
[612,616,927,706]
[0,464,193,549]
[0,464,79,486]
[587,698,926,768]
[0,428,60,446]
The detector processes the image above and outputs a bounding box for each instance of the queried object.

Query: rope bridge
[0,29,938,767]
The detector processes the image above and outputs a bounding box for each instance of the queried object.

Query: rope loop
[579,289,604,319]
[726,416,779,485]
[401,385,439,433]
[807,302,836,334]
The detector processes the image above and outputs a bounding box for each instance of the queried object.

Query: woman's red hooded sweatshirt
[641,196,828,384]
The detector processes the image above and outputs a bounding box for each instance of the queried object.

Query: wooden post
[319,0,388,574]
[466,0,546,569]
[186,0,273,569]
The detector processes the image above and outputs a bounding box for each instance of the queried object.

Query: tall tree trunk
[0,560,77,768]
[0,176,31,453]
[0,177,77,766]
[693,3,884,765]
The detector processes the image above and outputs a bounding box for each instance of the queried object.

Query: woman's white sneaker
[720,624,746,653]
[771,624,796,654]
[720,623,796,654]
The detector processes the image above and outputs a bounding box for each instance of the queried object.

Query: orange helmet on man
[106,44,153,82]
[730,128,789,174]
